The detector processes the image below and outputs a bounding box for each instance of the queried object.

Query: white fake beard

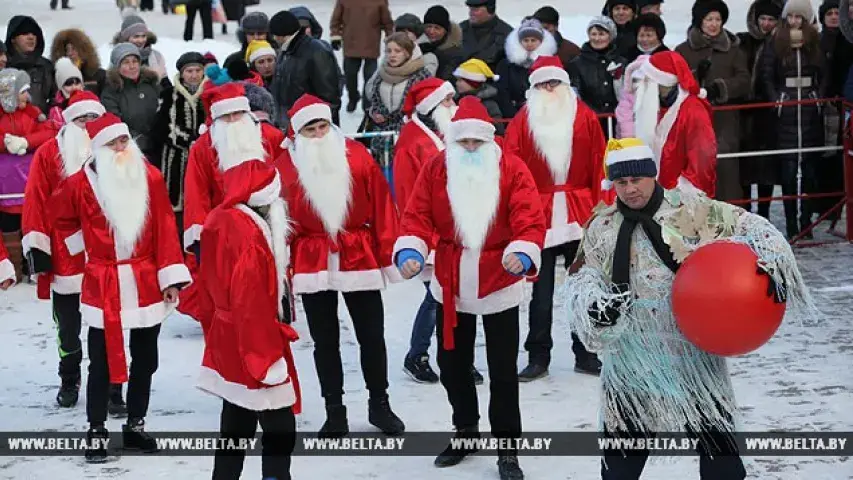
[58,123,91,177]
[445,141,501,250]
[292,128,352,235]
[634,79,661,151]
[431,104,457,139]
[265,197,290,319]
[527,84,576,183]
[211,114,267,170]
[93,142,149,259]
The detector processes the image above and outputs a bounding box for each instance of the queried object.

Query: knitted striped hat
[601,137,656,190]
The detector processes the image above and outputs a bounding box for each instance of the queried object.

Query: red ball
[672,242,786,356]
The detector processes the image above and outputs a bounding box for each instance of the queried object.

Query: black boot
[108,383,127,418]
[518,361,548,382]
[403,354,439,383]
[471,365,484,386]
[56,375,80,407]
[574,353,601,376]
[50,0,58,9]
[122,418,159,452]
[346,95,359,113]
[368,395,405,436]
[84,424,109,463]
[434,426,479,467]
[318,405,349,438]
[497,451,524,479]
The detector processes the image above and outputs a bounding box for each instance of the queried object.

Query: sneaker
[518,363,549,382]
[56,376,80,407]
[108,384,127,418]
[471,366,484,386]
[434,426,479,467]
[403,355,439,383]
[84,425,109,463]
[497,453,524,479]
[574,355,602,376]
[318,405,349,439]
[368,396,405,436]
[122,418,159,453]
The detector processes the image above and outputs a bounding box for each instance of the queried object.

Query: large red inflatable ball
[671,241,786,356]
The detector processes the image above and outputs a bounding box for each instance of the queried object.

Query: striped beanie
[601,137,656,190]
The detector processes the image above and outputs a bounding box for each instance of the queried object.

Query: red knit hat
[287,94,332,136]
[86,112,130,149]
[447,96,495,142]
[528,55,570,87]
[403,78,456,116]
[640,51,707,99]
[62,90,105,124]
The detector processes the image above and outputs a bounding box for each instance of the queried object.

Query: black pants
[343,57,377,107]
[301,290,389,405]
[54,293,82,381]
[212,400,295,480]
[87,324,160,424]
[525,241,593,366]
[436,304,521,438]
[0,213,21,233]
[184,0,213,41]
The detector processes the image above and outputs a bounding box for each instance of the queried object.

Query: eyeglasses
[63,78,82,88]
[534,79,563,89]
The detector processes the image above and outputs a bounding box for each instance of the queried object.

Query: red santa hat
[221,158,282,208]
[403,78,456,117]
[640,51,706,99]
[447,96,496,142]
[528,55,570,87]
[287,94,332,136]
[86,112,130,150]
[62,90,106,124]
[204,83,252,121]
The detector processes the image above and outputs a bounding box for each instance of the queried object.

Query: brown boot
[2,232,23,282]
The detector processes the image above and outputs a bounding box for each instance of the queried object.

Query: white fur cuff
[393,235,429,263]
[503,240,541,276]
[22,231,51,256]
[0,258,15,285]
[262,358,289,385]
[64,230,85,256]
[183,224,202,251]
[157,263,192,291]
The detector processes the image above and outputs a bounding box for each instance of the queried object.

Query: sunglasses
[534,79,563,89]
[63,78,83,88]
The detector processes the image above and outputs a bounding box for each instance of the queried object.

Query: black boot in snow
[56,376,80,407]
[434,426,480,468]
[122,418,159,453]
[497,452,524,480]
[368,395,405,436]
[84,425,109,464]
[403,355,439,383]
[318,405,349,439]
[108,383,127,418]
[574,354,601,376]
[518,362,548,382]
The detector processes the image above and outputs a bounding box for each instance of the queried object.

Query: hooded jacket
[50,29,107,96]
[290,6,324,40]
[5,16,55,115]
[495,27,558,118]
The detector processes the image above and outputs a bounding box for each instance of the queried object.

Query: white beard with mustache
[93,141,149,259]
[431,104,457,139]
[634,78,661,155]
[292,128,352,235]
[526,84,576,183]
[445,141,501,250]
[58,123,92,178]
[211,114,267,171]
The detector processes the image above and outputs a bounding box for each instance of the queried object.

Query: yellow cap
[602,137,656,190]
[453,59,499,83]
[245,40,277,64]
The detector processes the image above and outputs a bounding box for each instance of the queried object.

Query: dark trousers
[406,281,438,361]
[301,290,389,405]
[184,0,214,41]
[436,304,521,438]
[54,292,82,381]
[525,241,593,366]
[343,57,377,107]
[212,399,295,480]
[87,324,160,424]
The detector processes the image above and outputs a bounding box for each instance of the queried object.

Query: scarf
[612,184,679,288]
[378,48,426,85]
[790,28,804,49]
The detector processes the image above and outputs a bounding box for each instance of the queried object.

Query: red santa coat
[198,203,301,413]
[393,149,546,350]
[22,137,86,299]
[0,240,13,285]
[504,101,605,249]
[53,162,191,383]
[275,138,402,294]
[655,93,717,197]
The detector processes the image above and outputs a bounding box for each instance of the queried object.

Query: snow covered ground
[1,0,852,479]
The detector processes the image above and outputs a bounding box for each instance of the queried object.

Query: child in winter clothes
[614,55,650,139]
[453,59,506,135]
[48,57,85,128]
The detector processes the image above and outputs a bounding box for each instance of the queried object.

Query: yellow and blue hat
[601,137,656,190]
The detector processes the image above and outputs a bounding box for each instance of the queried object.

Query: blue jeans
[406,282,438,361]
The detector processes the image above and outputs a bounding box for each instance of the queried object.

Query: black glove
[27,249,52,274]
[695,59,712,84]
[331,39,342,51]
[757,265,787,303]
[705,82,722,103]
[588,284,631,328]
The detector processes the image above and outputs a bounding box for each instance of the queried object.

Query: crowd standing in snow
[0,0,837,479]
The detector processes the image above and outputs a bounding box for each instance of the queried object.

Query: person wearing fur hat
[504,56,606,380]
[459,0,514,70]
[5,16,55,115]
[495,17,558,118]
[393,95,545,479]
[47,58,85,129]
[50,29,106,97]
[601,0,638,56]
[52,113,190,463]
[533,6,581,68]
[274,93,405,438]
[112,14,167,81]
[623,12,669,64]
[419,6,466,82]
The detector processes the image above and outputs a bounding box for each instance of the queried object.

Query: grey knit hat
[242,82,277,121]
[0,68,31,113]
[120,14,148,42]
[240,11,270,33]
[588,15,618,39]
[110,42,141,68]
[518,18,545,41]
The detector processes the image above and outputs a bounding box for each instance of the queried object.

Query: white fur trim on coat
[64,230,85,256]
[247,172,282,207]
[503,240,542,277]
[183,224,202,251]
[80,300,174,330]
[157,263,192,291]
[393,235,429,263]
[63,100,105,124]
[448,119,495,142]
[410,115,445,152]
[504,27,558,67]
[0,258,15,285]
[416,81,455,116]
[652,88,689,166]
[529,66,570,87]
[261,357,289,385]
[290,103,332,135]
[51,273,83,295]
[429,249,526,315]
[544,221,583,249]
[91,123,130,149]
[197,366,296,411]
[22,231,51,256]
[210,96,251,120]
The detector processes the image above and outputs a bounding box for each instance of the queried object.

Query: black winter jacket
[459,16,513,70]
[100,68,162,155]
[5,16,55,115]
[568,43,625,115]
[419,22,465,82]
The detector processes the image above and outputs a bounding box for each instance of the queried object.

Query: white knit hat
[54,57,83,91]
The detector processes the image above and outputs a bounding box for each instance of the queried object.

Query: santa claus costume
[0,241,14,287]
[632,51,717,197]
[274,94,404,437]
[198,157,300,480]
[53,113,191,463]
[504,55,606,380]
[180,83,283,323]
[393,96,545,478]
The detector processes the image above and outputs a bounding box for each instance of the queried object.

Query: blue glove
[506,252,532,276]
[395,249,424,274]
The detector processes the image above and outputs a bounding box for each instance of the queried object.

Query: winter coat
[152,77,206,212]
[495,29,558,119]
[457,84,505,135]
[676,27,751,201]
[111,30,167,76]
[272,31,342,127]
[5,16,55,115]
[100,68,162,155]
[614,21,637,58]
[459,15,514,70]
[50,29,107,97]
[330,0,394,59]
[0,105,58,212]
[622,43,669,65]
[614,55,649,139]
[568,42,625,138]
[418,23,465,81]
